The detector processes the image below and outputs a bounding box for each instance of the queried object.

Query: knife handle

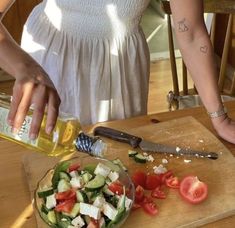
[94,126,141,148]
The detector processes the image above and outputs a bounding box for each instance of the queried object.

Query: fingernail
[7,119,13,126]
[11,127,19,134]
[29,133,37,140]
[46,126,53,134]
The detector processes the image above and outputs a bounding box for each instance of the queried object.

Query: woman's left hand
[211,115,235,144]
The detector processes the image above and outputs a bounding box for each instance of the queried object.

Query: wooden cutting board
[22,116,235,228]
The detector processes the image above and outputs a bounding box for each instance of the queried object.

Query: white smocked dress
[21,0,151,125]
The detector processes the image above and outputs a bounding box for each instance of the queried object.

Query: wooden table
[1,101,235,228]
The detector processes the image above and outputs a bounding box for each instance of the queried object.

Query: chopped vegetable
[179,175,208,204]
[38,161,133,227]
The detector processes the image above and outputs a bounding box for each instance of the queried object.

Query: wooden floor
[0,58,193,115]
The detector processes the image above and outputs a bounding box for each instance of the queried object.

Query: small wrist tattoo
[178,18,189,32]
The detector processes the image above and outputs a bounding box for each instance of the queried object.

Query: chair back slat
[218,14,233,91]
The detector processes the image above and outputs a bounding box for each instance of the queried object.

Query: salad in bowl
[34,156,135,228]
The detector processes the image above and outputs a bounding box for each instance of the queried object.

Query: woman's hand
[211,115,235,144]
[7,60,60,139]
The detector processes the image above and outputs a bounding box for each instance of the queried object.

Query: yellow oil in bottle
[0,94,81,156]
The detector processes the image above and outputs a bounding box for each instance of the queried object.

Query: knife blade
[93,126,218,160]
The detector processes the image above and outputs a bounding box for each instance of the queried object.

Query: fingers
[45,89,60,134]
[29,85,48,139]
[8,82,33,133]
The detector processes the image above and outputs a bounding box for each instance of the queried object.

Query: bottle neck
[74,132,107,157]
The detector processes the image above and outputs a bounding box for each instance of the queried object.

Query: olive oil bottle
[0,93,106,157]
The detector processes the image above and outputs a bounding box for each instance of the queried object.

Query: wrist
[207,106,227,118]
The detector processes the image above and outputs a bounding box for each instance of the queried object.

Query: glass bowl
[34,155,135,228]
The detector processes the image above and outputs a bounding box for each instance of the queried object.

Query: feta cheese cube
[162,158,168,164]
[69,170,79,178]
[71,215,85,227]
[153,164,167,174]
[103,203,118,221]
[46,194,56,210]
[70,176,84,188]
[93,196,106,208]
[117,195,132,211]
[108,171,119,182]
[80,202,101,220]
[94,163,111,177]
[147,155,154,162]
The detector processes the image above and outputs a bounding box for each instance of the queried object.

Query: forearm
[170,0,223,113]
[0,0,35,79]
[176,28,223,113]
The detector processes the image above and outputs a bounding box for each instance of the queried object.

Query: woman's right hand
[7,59,61,139]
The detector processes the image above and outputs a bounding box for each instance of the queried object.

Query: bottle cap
[74,132,106,157]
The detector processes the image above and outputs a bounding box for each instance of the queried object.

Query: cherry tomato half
[135,185,145,203]
[159,170,173,185]
[55,189,76,201]
[108,181,124,195]
[165,176,180,189]
[132,171,147,188]
[151,186,166,199]
[55,198,76,213]
[179,175,208,204]
[141,202,158,216]
[68,163,80,172]
[145,174,161,190]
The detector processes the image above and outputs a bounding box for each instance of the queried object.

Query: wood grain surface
[22,116,235,228]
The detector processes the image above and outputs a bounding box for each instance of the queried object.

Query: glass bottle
[0,93,106,157]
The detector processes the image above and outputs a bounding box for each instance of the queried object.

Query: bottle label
[0,107,38,146]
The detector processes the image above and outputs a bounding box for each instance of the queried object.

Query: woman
[0,0,235,144]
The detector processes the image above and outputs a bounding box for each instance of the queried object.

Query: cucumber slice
[82,172,93,183]
[41,204,50,215]
[85,174,105,191]
[55,212,71,228]
[90,191,103,202]
[102,185,114,196]
[59,171,71,182]
[37,188,54,198]
[63,203,80,218]
[112,159,128,172]
[47,210,57,224]
[128,150,138,157]
[83,164,97,175]
[57,179,71,192]
[76,190,89,203]
[134,154,147,163]
[84,215,91,225]
[108,195,126,227]
[52,161,70,188]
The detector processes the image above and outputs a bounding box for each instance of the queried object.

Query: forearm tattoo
[200,45,208,54]
[177,18,189,32]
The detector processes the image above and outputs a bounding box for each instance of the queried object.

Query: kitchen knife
[94,126,218,160]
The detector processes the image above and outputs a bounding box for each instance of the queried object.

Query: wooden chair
[161,0,235,110]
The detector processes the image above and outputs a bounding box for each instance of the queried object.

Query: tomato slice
[135,185,145,203]
[108,181,124,195]
[165,176,180,189]
[55,189,76,201]
[179,175,208,204]
[87,218,99,228]
[132,203,141,210]
[160,170,173,184]
[55,198,76,213]
[151,186,166,199]
[132,171,147,188]
[141,202,158,216]
[68,163,80,172]
[145,174,161,190]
